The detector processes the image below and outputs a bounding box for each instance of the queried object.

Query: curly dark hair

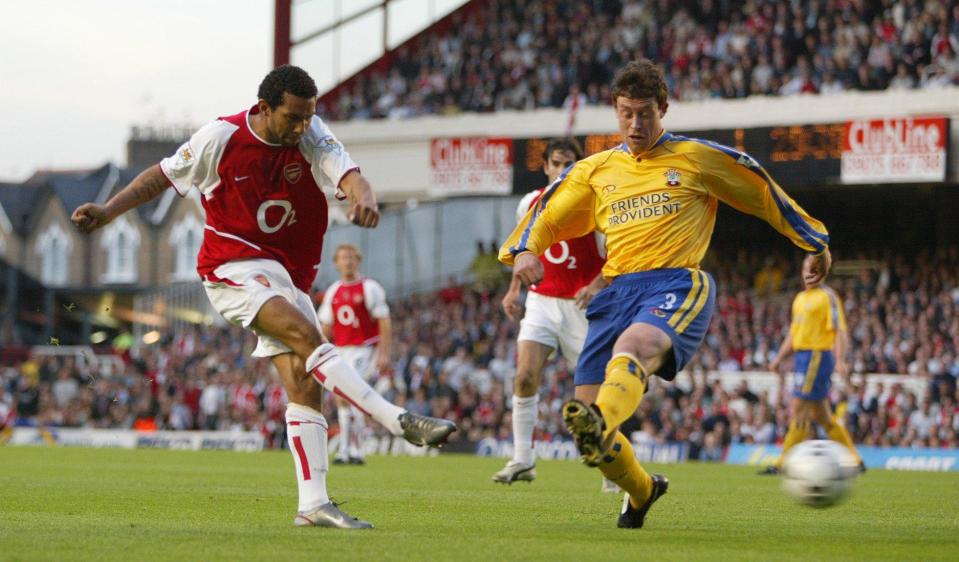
[257,65,318,108]
[610,59,668,109]
[542,137,584,161]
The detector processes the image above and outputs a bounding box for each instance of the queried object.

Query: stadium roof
[23,167,98,186]
[46,164,114,221]
[0,182,48,235]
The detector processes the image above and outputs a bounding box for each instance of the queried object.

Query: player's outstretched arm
[498,161,597,269]
[693,146,829,256]
[71,164,171,233]
[339,170,379,228]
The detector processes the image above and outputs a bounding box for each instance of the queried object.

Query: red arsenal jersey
[160,106,359,293]
[318,278,389,346]
[516,188,605,298]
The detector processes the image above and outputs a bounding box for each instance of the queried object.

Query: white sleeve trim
[363,278,390,319]
[317,281,339,326]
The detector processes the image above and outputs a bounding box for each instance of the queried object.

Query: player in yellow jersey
[762,254,864,474]
[498,60,831,529]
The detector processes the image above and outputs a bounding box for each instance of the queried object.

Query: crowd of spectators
[323,0,959,121]
[0,327,289,444]
[2,248,957,457]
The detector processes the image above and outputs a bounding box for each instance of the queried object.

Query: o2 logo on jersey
[256,200,297,233]
[336,304,359,327]
[544,241,577,269]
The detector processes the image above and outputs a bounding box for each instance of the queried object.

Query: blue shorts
[574,268,716,385]
[792,350,835,400]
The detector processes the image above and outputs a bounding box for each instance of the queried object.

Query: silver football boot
[398,412,457,447]
[492,461,536,484]
[294,502,373,529]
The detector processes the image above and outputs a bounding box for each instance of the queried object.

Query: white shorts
[202,259,318,358]
[517,291,588,366]
[338,345,376,382]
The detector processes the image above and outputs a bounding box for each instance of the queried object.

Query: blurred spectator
[325,0,959,121]
[468,240,508,292]
[753,257,785,297]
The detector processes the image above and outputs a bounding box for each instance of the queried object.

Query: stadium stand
[3,249,957,455]
[322,0,959,121]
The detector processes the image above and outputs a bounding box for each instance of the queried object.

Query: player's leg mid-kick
[253,294,456,450]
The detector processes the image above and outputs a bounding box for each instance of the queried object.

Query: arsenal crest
[664,168,682,187]
[284,163,302,184]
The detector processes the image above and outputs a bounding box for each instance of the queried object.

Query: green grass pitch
[1,447,957,561]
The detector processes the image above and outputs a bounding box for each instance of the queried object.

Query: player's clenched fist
[349,201,379,228]
[340,170,380,228]
[71,203,111,233]
[513,251,544,286]
[802,248,831,287]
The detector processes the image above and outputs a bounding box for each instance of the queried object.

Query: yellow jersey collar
[620,130,671,159]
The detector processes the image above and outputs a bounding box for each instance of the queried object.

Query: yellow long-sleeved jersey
[499,131,829,279]
[789,286,847,351]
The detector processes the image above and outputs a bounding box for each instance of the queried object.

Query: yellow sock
[594,353,648,438]
[834,402,848,422]
[826,421,862,464]
[599,431,653,508]
[775,420,810,469]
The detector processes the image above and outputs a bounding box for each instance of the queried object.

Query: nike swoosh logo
[234,175,250,181]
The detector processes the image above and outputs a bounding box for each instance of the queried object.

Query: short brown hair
[334,243,362,261]
[610,59,668,109]
[543,137,584,161]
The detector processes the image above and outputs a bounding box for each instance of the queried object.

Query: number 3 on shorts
[661,293,677,310]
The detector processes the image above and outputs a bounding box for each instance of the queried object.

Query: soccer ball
[781,440,857,508]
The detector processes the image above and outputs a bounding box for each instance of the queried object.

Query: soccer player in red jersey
[318,244,393,466]
[71,65,455,529]
[492,138,608,485]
